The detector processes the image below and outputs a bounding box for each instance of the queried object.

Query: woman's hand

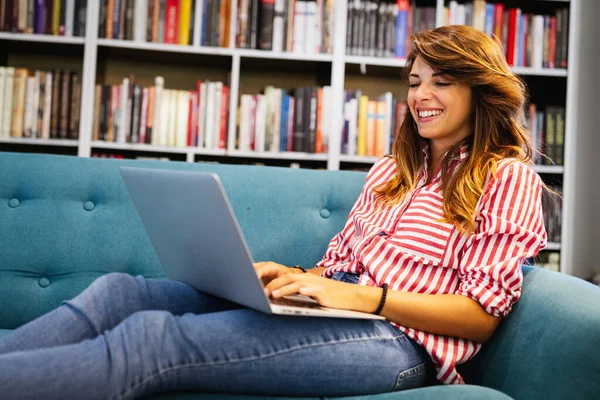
[253,261,303,286]
[264,273,362,311]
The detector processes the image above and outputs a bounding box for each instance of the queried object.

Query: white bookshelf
[0,138,79,147]
[1,0,592,277]
[227,150,328,161]
[97,38,236,57]
[0,32,85,45]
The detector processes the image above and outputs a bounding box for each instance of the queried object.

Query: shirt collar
[421,143,470,164]
[420,144,470,184]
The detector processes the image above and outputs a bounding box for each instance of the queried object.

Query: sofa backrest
[0,152,366,329]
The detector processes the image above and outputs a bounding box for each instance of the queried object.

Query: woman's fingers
[269,282,303,299]
[254,262,284,279]
[298,286,327,304]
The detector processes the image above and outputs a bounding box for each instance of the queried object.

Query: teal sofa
[1,151,599,400]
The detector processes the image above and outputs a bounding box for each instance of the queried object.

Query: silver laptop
[120,166,384,320]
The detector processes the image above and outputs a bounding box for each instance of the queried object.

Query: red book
[219,86,229,149]
[493,3,504,46]
[195,80,202,146]
[549,16,557,68]
[506,9,517,66]
[315,88,323,153]
[165,0,179,44]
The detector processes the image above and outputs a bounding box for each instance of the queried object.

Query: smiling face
[407,56,473,156]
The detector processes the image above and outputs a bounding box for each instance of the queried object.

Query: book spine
[145,86,154,143]
[272,0,284,51]
[134,0,147,41]
[10,69,28,138]
[58,70,70,138]
[292,1,305,53]
[131,84,141,143]
[151,76,163,144]
[158,0,166,43]
[99,0,107,37]
[1,68,14,137]
[69,72,80,139]
[92,83,101,140]
[40,71,52,138]
[219,85,228,149]
[50,69,60,138]
[31,71,41,137]
[23,76,35,137]
[179,0,191,44]
[65,0,74,36]
[106,0,113,38]
[165,0,179,43]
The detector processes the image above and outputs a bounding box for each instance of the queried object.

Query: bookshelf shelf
[345,56,408,68]
[96,40,335,63]
[226,150,328,161]
[510,67,568,77]
[339,155,381,164]
[236,49,333,63]
[91,141,190,155]
[0,138,79,147]
[0,32,85,45]
[193,148,229,156]
[533,165,565,174]
[343,55,569,77]
[96,39,235,57]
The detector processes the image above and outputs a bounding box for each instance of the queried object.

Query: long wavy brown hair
[375,25,534,233]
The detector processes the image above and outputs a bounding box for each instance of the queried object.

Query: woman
[0,25,546,399]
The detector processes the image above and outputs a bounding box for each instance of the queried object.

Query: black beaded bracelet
[291,265,307,273]
[374,283,389,315]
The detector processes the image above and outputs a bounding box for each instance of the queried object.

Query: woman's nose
[414,83,432,101]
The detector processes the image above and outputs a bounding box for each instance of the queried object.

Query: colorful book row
[341,90,407,157]
[526,104,565,166]
[98,0,232,47]
[0,66,81,139]
[236,85,332,153]
[0,0,87,36]
[347,1,435,58]
[237,0,334,54]
[93,76,229,149]
[444,0,569,69]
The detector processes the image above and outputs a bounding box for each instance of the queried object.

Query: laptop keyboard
[270,297,324,309]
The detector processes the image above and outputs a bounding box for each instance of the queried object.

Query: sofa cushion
[458,266,600,400]
[143,384,513,399]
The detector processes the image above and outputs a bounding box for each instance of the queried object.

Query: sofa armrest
[458,266,600,400]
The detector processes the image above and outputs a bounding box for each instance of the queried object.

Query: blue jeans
[0,272,433,399]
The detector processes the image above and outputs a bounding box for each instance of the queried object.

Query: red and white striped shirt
[317,146,547,384]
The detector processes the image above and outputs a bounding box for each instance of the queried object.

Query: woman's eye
[436,82,451,87]
[409,83,419,88]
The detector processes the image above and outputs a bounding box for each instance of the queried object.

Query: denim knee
[88,272,135,296]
